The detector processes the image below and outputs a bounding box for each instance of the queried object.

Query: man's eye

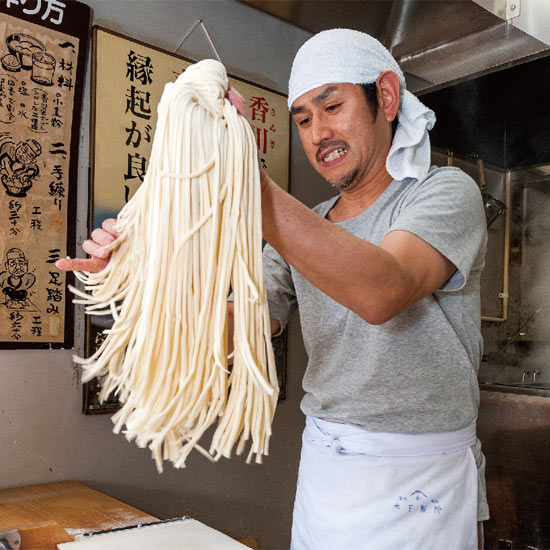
[298,117,311,126]
[326,103,341,112]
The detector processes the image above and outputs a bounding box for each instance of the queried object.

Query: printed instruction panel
[0,13,79,343]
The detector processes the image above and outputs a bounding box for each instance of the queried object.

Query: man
[58,29,488,549]
[1,247,36,308]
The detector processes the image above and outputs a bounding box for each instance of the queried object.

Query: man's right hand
[56,218,120,273]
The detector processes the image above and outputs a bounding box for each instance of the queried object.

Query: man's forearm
[260,172,457,324]
[260,176,415,324]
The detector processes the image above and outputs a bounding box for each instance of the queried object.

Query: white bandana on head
[288,28,436,183]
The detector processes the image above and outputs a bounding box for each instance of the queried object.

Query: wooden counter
[0,481,258,550]
[0,481,158,548]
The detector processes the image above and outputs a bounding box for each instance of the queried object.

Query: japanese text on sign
[4,0,66,25]
[92,28,289,236]
[0,12,79,343]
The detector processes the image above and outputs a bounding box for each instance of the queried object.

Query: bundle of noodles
[71,59,279,472]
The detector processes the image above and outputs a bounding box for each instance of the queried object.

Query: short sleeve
[387,167,487,291]
[262,243,298,332]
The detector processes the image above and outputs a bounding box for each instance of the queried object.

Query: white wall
[0,2,328,548]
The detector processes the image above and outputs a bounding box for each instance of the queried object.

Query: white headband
[288,29,436,182]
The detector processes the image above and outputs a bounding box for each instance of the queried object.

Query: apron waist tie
[306,416,476,457]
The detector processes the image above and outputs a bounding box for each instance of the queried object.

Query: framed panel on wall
[0,0,91,348]
[84,27,290,413]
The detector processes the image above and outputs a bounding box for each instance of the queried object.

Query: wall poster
[85,27,289,413]
[0,0,91,348]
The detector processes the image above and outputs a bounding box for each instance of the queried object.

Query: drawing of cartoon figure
[0,133,42,197]
[0,248,37,310]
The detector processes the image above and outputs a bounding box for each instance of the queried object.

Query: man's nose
[311,117,333,145]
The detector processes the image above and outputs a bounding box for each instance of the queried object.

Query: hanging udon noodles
[71,59,278,472]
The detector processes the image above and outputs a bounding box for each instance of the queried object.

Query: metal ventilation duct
[239,0,550,93]
[421,52,550,170]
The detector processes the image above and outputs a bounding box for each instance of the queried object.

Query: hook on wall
[173,19,222,64]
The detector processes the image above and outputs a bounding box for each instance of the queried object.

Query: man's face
[291,83,391,192]
[6,257,28,276]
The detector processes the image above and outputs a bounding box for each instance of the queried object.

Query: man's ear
[376,70,400,123]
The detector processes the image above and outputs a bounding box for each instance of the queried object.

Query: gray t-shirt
[264,166,487,434]
[263,166,489,520]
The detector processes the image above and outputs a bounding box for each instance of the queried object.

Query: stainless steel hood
[239,0,550,93]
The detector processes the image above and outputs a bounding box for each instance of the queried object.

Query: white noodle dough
[71,59,278,472]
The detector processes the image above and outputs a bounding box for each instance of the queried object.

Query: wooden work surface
[0,480,158,538]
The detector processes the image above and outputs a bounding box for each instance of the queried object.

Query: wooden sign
[0,0,91,347]
[91,27,290,228]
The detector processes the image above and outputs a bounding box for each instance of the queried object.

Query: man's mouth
[316,140,350,166]
[323,148,347,162]
[318,147,348,167]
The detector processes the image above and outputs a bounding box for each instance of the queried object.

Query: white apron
[291,417,478,550]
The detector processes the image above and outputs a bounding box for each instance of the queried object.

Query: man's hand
[56,218,120,272]
[227,85,251,123]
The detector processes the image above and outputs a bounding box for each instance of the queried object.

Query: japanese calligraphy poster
[91,27,290,229]
[0,1,90,347]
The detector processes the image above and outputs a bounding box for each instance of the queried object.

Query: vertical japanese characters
[123,49,153,203]
[249,94,278,171]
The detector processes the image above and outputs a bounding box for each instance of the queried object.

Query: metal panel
[473,0,521,21]
[420,53,550,169]
[478,389,550,549]
[510,0,550,46]
[239,0,549,92]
